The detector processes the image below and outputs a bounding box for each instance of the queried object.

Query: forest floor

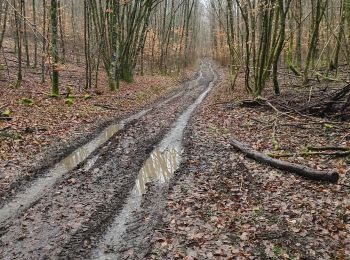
[149,72,350,259]
[0,60,349,259]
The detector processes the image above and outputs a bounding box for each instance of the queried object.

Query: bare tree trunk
[303,0,327,83]
[14,0,23,87]
[32,0,37,68]
[0,1,9,51]
[50,0,59,95]
[21,0,30,67]
[58,0,66,64]
[41,0,46,83]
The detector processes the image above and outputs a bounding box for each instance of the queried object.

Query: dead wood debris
[230,139,339,183]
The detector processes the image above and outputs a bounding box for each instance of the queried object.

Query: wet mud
[92,62,218,260]
[0,61,218,260]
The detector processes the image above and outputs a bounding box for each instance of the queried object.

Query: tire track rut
[0,61,216,260]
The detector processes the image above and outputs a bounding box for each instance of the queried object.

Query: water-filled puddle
[0,65,204,225]
[0,109,151,224]
[93,146,182,259]
[94,63,217,260]
[59,124,122,171]
[136,148,181,195]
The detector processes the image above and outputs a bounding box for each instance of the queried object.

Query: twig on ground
[0,126,11,132]
[308,86,313,103]
[307,146,350,151]
[340,133,350,142]
[340,183,350,189]
[0,117,12,121]
[115,96,136,101]
[94,104,119,110]
[269,150,350,158]
[0,103,9,111]
[278,123,310,129]
[271,117,279,150]
[211,101,234,106]
[277,103,346,126]
[251,117,270,125]
[157,229,186,236]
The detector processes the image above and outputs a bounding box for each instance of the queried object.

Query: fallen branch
[306,151,350,156]
[321,84,350,114]
[265,101,298,121]
[277,102,346,126]
[115,96,136,100]
[94,104,119,110]
[314,72,344,83]
[307,146,350,151]
[239,99,262,107]
[267,153,294,158]
[0,126,10,132]
[0,117,12,121]
[278,123,310,129]
[0,103,9,111]
[230,139,339,183]
[269,150,350,158]
[211,100,234,106]
[239,99,299,121]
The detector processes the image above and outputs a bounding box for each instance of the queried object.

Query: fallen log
[230,139,339,183]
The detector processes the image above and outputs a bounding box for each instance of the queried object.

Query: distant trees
[209,0,350,97]
[303,0,328,83]
[145,0,200,75]
[87,0,163,90]
[3,0,349,98]
[0,0,199,92]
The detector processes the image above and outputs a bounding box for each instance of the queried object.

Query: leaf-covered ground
[0,60,190,199]
[150,72,350,259]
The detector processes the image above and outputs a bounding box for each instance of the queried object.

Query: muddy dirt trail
[0,61,218,259]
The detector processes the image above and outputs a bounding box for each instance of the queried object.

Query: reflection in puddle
[94,63,217,260]
[60,124,121,171]
[93,147,182,260]
[136,148,181,195]
[0,109,151,224]
[0,72,200,225]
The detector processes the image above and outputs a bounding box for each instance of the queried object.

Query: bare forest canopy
[1,0,350,99]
